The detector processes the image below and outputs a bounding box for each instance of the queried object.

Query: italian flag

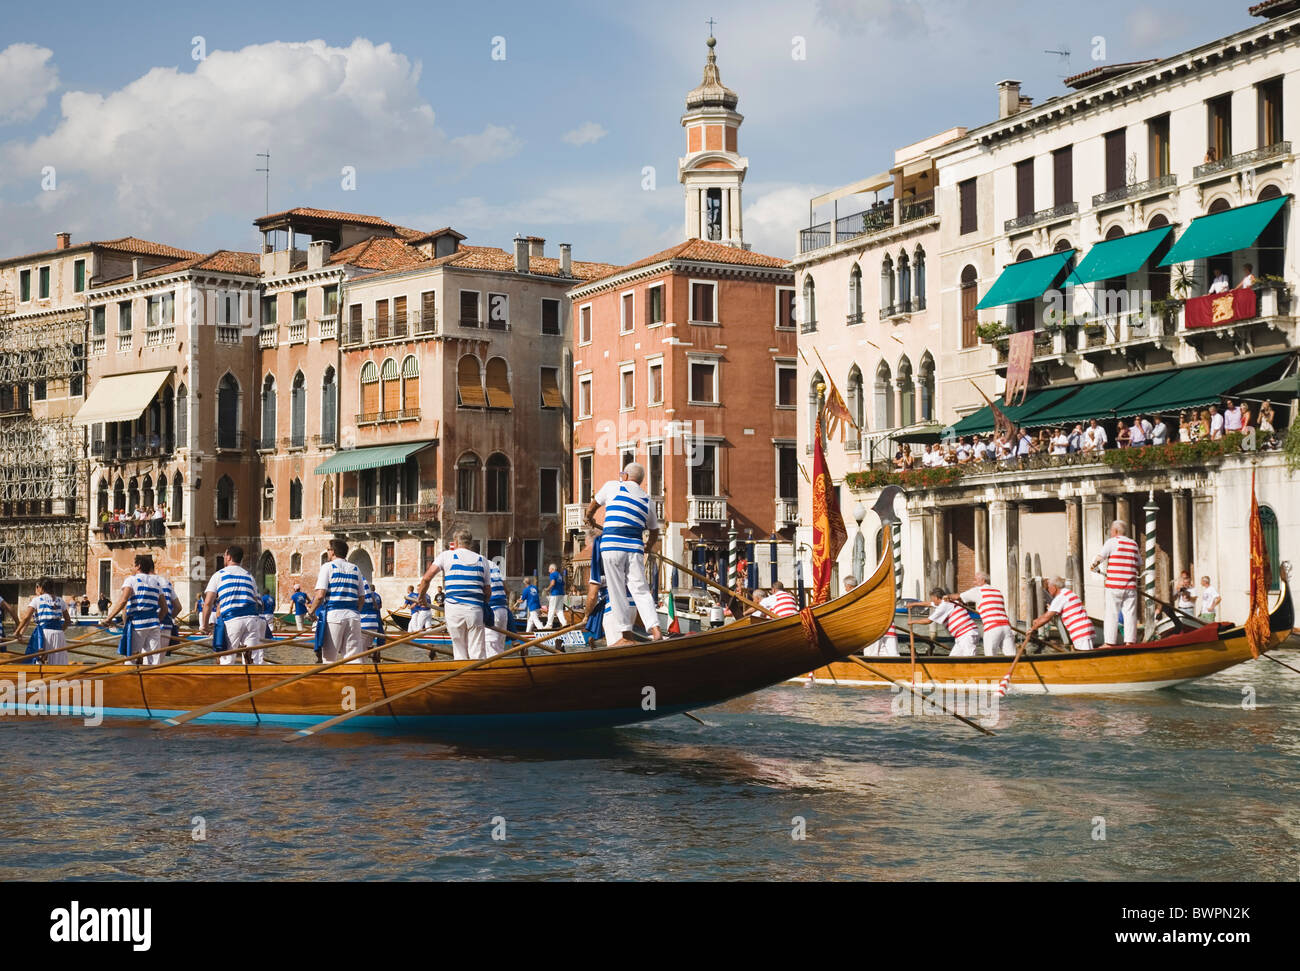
[667,590,680,634]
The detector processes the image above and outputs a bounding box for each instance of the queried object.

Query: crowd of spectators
[98,503,168,539]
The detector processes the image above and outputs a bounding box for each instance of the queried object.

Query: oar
[996,636,1029,698]
[0,640,113,664]
[157,625,436,729]
[651,552,755,623]
[844,654,995,736]
[285,617,590,741]
[74,634,321,683]
[1006,622,1068,653]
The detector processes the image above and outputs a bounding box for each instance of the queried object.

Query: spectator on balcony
[1240,401,1253,434]
[1066,424,1084,453]
[1151,415,1169,446]
[1050,428,1069,455]
[1259,400,1275,437]
[1129,417,1147,447]
[972,436,988,462]
[1223,399,1243,433]
[1015,428,1034,460]
[1209,271,1230,295]
[1082,419,1108,453]
[1208,404,1224,440]
[150,504,165,537]
[1238,264,1256,289]
[1115,421,1132,448]
[894,444,914,471]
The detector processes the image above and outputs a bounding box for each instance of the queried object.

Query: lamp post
[852,501,867,582]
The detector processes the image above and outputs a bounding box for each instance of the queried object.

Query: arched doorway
[348,548,374,583]
[257,551,276,597]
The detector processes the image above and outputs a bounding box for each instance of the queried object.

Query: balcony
[1193,141,1290,181]
[318,315,338,340]
[1005,201,1078,233]
[800,319,818,334]
[286,432,306,451]
[564,503,584,531]
[368,314,410,343]
[355,408,421,425]
[799,200,896,255]
[256,434,277,452]
[259,323,278,348]
[687,496,727,526]
[90,336,106,356]
[145,325,174,346]
[117,332,133,352]
[1092,173,1178,208]
[899,192,935,224]
[96,519,166,546]
[330,502,439,532]
[288,319,308,344]
[775,497,799,528]
[215,325,242,344]
[459,316,480,329]
[312,432,337,449]
[413,309,437,335]
[97,438,175,463]
[214,430,246,454]
[846,311,864,325]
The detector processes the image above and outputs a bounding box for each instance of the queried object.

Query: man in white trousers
[202,545,270,664]
[308,539,367,663]
[1091,520,1141,647]
[584,462,663,647]
[952,572,1016,656]
[418,527,492,660]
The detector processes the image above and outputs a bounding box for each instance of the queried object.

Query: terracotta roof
[328,236,429,271]
[1250,0,1300,16]
[403,226,467,245]
[96,249,261,286]
[0,235,200,266]
[253,207,394,228]
[1063,60,1161,90]
[425,245,617,281]
[584,238,789,285]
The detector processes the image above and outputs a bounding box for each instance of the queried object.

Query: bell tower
[679,36,748,248]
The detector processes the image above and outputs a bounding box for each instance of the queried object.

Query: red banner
[1184,288,1256,329]
[1245,469,1272,659]
[1004,330,1035,405]
[810,418,847,606]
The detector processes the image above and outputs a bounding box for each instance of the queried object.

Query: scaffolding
[0,304,86,585]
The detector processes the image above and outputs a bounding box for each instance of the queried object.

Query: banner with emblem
[1185,288,1257,328]
[1004,330,1035,406]
[810,411,847,606]
[1244,469,1272,658]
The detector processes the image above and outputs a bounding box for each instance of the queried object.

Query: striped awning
[313,440,434,475]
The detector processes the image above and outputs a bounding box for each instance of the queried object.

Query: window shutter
[457,356,487,407]
[393,296,407,338]
[485,358,514,409]
[381,358,400,413]
[1104,129,1126,191]
[375,301,389,340]
[540,368,563,408]
[402,357,419,411]
[421,291,436,332]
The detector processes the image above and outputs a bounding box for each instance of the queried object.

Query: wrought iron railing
[215,430,246,452]
[1005,201,1078,232]
[1092,173,1178,207]
[355,408,421,424]
[899,193,936,223]
[799,223,831,253]
[330,503,439,527]
[1193,141,1291,180]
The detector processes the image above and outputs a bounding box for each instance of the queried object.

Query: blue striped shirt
[158,577,180,620]
[31,593,65,628]
[205,566,261,617]
[123,574,163,630]
[594,480,657,553]
[434,549,489,606]
[488,561,508,607]
[317,559,363,613]
[361,584,383,632]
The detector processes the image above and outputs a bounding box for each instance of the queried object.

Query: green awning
[1070,226,1173,285]
[975,250,1075,310]
[946,385,1079,436]
[1116,353,1290,417]
[313,440,434,475]
[1020,370,1179,428]
[1237,374,1300,399]
[1158,196,1288,266]
[892,422,946,444]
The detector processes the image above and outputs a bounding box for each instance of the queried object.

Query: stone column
[1065,496,1084,588]
[1171,489,1191,578]
[1014,502,1031,622]
[733,188,743,240]
[720,189,731,244]
[988,500,1011,605]
[1116,495,1132,531]
[931,508,948,592]
[974,504,989,576]
[1082,494,1107,613]
[1192,491,1217,586]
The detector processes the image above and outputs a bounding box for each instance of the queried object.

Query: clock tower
[679,36,748,248]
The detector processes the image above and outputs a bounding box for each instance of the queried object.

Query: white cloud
[562,122,608,147]
[0,38,520,248]
[0,43,59,125]
[742,182,830,259]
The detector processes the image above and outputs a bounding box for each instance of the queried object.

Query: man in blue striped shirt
[15,577,71,664]
[201,545,267,664]
[483,558,511,658]
[584,462,663,647]
[418,527,492,660]
[308,538,367,663]
[102,553,170,665]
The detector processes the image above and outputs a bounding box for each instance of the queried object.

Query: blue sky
[0,0,1260,265]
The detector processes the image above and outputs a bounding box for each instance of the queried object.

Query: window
[578,453,594,504]
[418,290,435,333]
[1148,113,1171,179]
[291,552,302,575]
[148,292,174,328]
[802,277,817,328]
[577,374,592,419]
[374,299,390,340]
[523,540,542,581]
[348,304,363,343]
[647,443,663,496]
[290,371,306,446]
[620,292,634,333]
[421,541,437,575]
[540,367,563,408]
[321,479,335,518]
[456,453,481,512]
[647,359,663,406]
[689,442,717,496]
[959,177,978,235]
[1207,93,1232,162]
[873,362,894,430]
[689,359,718,404]
[487,292,508,330]
[960,265,978,348]
[646,284,664,326]
[776,287,796,329]
[914,246,927,311]
[289,478,303,520]
[485,358,514,409]
[578,304,592,344]
[1015,158,1034,217]
[217,374,239,448]
[539,468,559,515]
[620,447,636,471]
[776,363,796,408]
[456,356,486,407]
[218,291,239,325]
[325,285,339,317]
[381,357,400,414]
[38,266,50,299]
[216,475,236,522]
[620,364,635,410]
[260,375,276,449]
[460,290,480,327]
[74,260,86,293]
[486,453,511,512]
[19,269,30,302]
[261,476,274,520]
[380,541,395,578]
[541,298,561,335]
[118,302,133,333]
[402,356,419,411]
[848,264,863,321]
[1053,145,1073,207]
[897,251,911,312]
[690,281,717,323]
[262,294,278,325]
[486,540,507,571]
[92,306,106,336]
[778,444,797,499]
[34,380,46,401]
[918,353,935,422]
[320,367,337,445]
[846,366,864,448]
[1258,77,1283,147]
[293,289,307,321]
[897,357,915,428]
[880,256,894,313]
[1103,128,1126,192]
[360,360,380,415]
[171,472,183,519]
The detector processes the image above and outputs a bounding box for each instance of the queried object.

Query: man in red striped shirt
[758,581,799,618]
[915,588,978,656]
[1091,520,1141,647]
[952,572,1015,656]
[1027,577,1095,651]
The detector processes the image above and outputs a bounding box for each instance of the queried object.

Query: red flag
[1245,469,1272,658]
[811,415,847,606]
[1004,330,1035,406]
[969,379,1015,438]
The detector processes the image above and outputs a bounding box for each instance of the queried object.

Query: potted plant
[976,320,1010,343]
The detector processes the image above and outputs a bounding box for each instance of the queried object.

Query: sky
[0,0,1260,266]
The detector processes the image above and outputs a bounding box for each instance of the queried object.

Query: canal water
[0,656,1296,881]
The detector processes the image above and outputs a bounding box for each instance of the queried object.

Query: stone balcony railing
[288,319,308,344]
[318,314,338,340]
[117,332,133,352]
[330,502,439,530]
[688,496,727,525]
[215,325,242,344]
[775,497,799,527]
[564,503,583,531]
[259,323,278,348]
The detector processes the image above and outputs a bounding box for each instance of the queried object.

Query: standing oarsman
[102,553,170,665]
[584,462,663,647]
[483,559,510,658]
[1026,577,1095,651]
[360,580,385,647]
[15,577,70,664]
[419,527,492,661]
[157,571,182,653]
[308,539,366,663]
[515,577,542,632]
[582,531,637,644]
[544,563,567,628]
[290,583,310,632]
[952,572,1015,656]
[915,587,978,657]
[260,588,276,639]
[408,586,433,632]
[1091,519,1141,647]
[202,545,268,665]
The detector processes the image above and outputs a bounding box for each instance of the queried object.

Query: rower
[582,530,638,645]
[914,587,978,657]
[260,589,277,639]
[759,580,799,618]
[360,581,385,647]
[290,583,310,632]
[14,577,70,664]
[102,553,170,665]
[1026,577,1095,652]
[1091,519,1140,648]
[583,462,663,647]
[862,576,900,657]
[951,572,1015,656]
[515,577,542,633]
[201,545,268,664]
[483,559,510,658]
[408,586,434,632]
[308,538,366,663]
[418,527,492,661]
[157,571,183,656]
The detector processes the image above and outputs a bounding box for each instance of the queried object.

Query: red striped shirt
[762,590,799,618]
[1100,536,1141,590]
[1050,588,1093,643]
[935,601,977,640]
[964,584,1009,630]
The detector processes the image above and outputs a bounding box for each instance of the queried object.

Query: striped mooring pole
[1143,489,1158,638]
[891,520,903,602]
[727,520,738,589]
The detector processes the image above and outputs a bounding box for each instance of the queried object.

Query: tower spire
[679,35,748,248]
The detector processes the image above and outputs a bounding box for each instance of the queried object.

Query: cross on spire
[706,17,717,37]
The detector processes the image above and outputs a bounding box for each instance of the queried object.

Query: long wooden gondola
[795,581,1294,694]
[0,547,897,732]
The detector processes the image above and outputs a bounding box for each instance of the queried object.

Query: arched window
[261,476,274,521]
[897,251,911,312]
[260,375,276,450]
[874,361,895,430]
[96,478,108,519]
[113,476,125,512]
[914,246,927,310]
[291,552,302,575]
[1260,505,1280,590]
[1256,184,1285,277]
[880,255,894,313]
[808,370,824,445]
[142,474,154,510]
[897,356,915,427]
[919,353,935,423]
[802,277,816,330]
[216,475,235,522]
[170,472,182,520]
[360,361,380,418]
[290,371,306,447]
[485,357,514,409]
[847,265,862,321]
[320,367,337,446]
[456,452,482,512]
[961,264,979,347]
[160,384,174,451]
[486,453,511,512]
[216,374,239,449]
[456,356,486,407]
[176,383,188,450]
[1100,226,1128,317]
[1148,214,1173,301]
[127,477,139,512]
[401,355,419,413]
[846,365,864,449]
[321,478,335,518]
[289,477,303,520]
[381,357,400,415]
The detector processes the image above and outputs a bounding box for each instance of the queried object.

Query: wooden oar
[844,654,994,736]
[285,617,590,741]
[0,640,113,664]
[996,636,1029,698]
[1006,622,1068,653]
[653,552,779,621]
[156,625,435,729]
[74,634,320,683]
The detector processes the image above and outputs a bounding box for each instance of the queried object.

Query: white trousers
[410,608,434,631]
[484,606,510,657]
[321,614,365,663]
[294,614,305,632]
[948,633,978,657]
[864,634,899,657]
[445,602,486,661]
[525,609,542,632]
[983,625,1016,657]
[601,550,659,641]
[36,629,68,665]
[218,614,267,665]
[547,595,565,627]
[131,627,163,665]
[1104,587,1137,645]
[1071,635,1096,652]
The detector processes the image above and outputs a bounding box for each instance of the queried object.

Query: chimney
[55,232,71,250]
[527,236,545,258]
[997,80,1023,119]
[513,235,528,273]
[559,243,572,276]
[132,258,142,281]
[308,239,333,270]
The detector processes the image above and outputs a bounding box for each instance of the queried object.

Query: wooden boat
[795,581,1294,694]
[0,547,897,732]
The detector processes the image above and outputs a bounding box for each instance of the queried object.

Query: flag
[1245,469,1272,658]
[814,348,857,441]
[810,412,848,605]
[1004,330,1034,406]
[969,379,1014,438]
[666,588,680,635]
